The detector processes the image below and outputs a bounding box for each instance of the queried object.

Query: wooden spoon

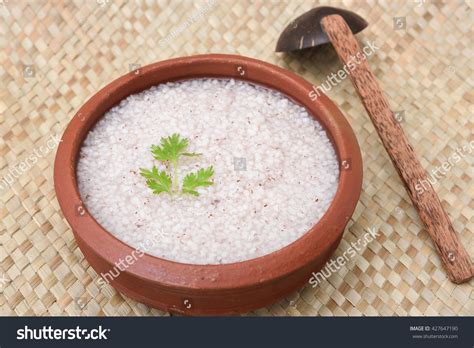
[276,7,473,284]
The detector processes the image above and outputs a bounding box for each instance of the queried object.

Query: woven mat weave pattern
[0,0,472,316]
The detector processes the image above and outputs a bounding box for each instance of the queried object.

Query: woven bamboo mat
[0,0,472,316]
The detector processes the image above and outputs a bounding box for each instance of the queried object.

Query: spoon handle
[321,14,473,284]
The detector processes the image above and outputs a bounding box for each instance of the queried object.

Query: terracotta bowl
[54,54,362,315]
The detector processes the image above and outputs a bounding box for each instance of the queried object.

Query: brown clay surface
[54,54,363,315]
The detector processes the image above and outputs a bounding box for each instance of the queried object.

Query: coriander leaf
[151,133,189,162]
[140,166,172,195]
[141,133,214,197]
[139,166,159,179]
[182,166,214,196]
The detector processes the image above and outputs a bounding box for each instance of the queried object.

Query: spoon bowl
[275,6,368,52]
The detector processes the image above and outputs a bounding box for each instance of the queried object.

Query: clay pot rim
[54,54,362,292]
